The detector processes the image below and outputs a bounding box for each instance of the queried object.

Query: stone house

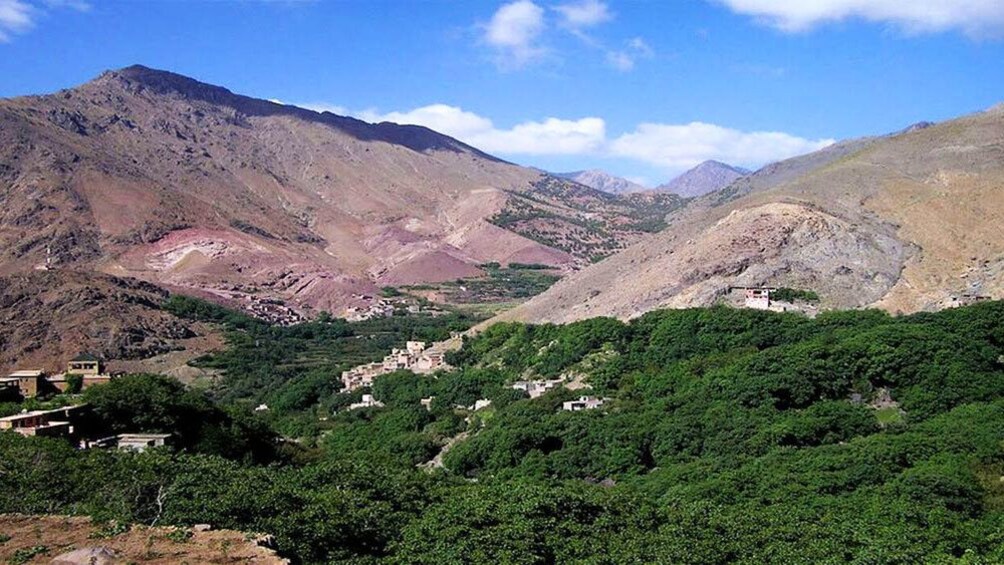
[562,396,607,411]
[0,404,88,438]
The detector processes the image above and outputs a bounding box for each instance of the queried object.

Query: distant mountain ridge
[554,169,648,194]
[657,160,750,197]
[493,108,1004,324]
[0,65,681,371]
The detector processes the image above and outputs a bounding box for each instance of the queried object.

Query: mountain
[494,106,1004,324]
[0,65,675,326]
[0,270,216,375]
[554,169,648,194]
[656,160,750,197]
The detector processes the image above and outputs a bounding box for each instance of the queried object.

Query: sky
[2,1,1004,186]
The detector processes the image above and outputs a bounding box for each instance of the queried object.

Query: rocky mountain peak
[554,169,647,194]
[656,160,750,198]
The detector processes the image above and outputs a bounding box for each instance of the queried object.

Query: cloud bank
[609,121,834,170]
[716,0,1004,37]
[304,102,833,173]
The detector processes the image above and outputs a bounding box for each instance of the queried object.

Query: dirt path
[420,430,470,471]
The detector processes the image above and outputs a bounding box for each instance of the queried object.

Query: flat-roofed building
[562,396,607,411]
[117,433,171,452]
[4,370,45,398]
[0,404,87,438]
[512,378,564,399]
[348,394,384,411]
[67,353,104,376]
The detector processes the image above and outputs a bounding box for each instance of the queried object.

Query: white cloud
[627,37,653,56]
[610,122,834,170]
[0,0,33,42]
[483,0,547,68]
[716,0,1004,37]
[554,0,611,30]
[605,50,634,71]
[359,104,606,155]
[309,100,832,172]
[605,36,654,72]
[0,0,88,42]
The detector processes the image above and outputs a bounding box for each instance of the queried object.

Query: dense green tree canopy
[3,301,1004,563]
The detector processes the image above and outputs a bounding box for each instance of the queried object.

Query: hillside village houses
[1,354,114,399]
[340,341,446,392]
[562,396,608,411]
[512,378,565,399]
[348,394,384,411]
[0,405,87,438]
[345,295,447,323]
[0,354,171,451]
[944,293,991,308]
[0,403,172,452]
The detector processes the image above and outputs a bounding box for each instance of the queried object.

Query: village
[0,355,170,452]
[339,340,609,414]
[725,285,990,315]
[340,340,449,392]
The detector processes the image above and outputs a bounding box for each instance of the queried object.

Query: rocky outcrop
[0,514,288,564]
[0,270,207,374]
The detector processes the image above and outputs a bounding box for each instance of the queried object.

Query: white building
[512,378,564,399]
[348,394,385,410]
[562,396,607,411]
[744,288,772,310]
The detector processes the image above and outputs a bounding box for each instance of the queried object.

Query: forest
[2,301,1004,563]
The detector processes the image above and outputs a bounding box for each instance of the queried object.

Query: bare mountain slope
[0,66,667,317]
[496,107,1004,323]
[554,169,647,194]
[656,160,749,197]
[0,270,214,374]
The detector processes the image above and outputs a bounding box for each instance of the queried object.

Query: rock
[192,523,212,532]
[50,547,119,565]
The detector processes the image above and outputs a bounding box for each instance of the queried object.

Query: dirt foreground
[0,514,287,564]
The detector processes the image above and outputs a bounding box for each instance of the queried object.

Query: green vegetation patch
[772,287,821,303]
[487,177,686,261]
[875,406,905,426]
[3,300,1004,563]
[9,546,48,565]
[164,294,486,436]
[401,263,560,304]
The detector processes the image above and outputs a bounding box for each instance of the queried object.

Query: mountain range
[0,66,677,312]
[496,106,1004,324]
[553,169,648,194]
[557,160,750,199]
[3,64,1004,370]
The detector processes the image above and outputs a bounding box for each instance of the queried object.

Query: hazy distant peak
[554,169,647,194]
[656,160,749,198]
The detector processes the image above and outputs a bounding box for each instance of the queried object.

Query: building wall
[16,376,39,398]
[67,361,102,376]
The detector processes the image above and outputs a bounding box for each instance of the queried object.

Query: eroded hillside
[0,66,665,319]
[497,107,1004,323]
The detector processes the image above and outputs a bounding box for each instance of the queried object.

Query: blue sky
[2,0,1004,186]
